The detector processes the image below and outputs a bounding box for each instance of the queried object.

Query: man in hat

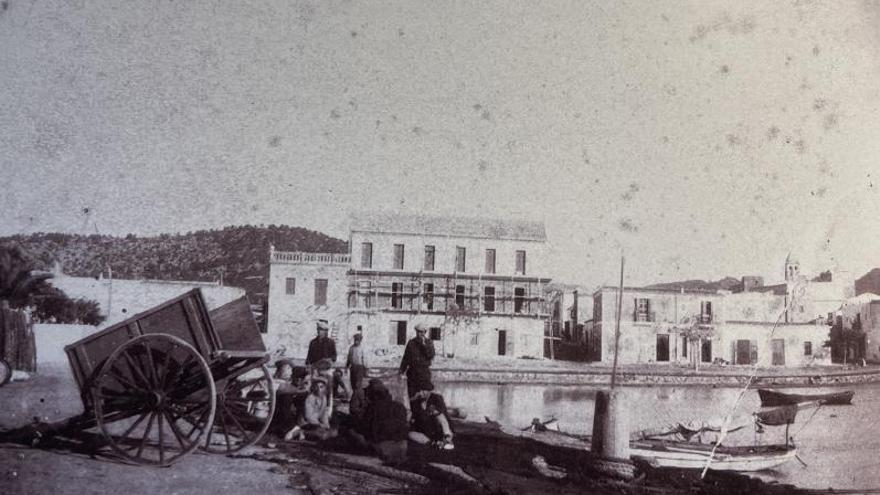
[399,323,435,394]
[306,320,337,365]
[346,333,368,392]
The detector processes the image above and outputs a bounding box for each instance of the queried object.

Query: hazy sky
[2,0,879,288]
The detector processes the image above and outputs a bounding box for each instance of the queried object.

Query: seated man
[409,384,454,450]
[361,379,409,465]
[285,377,337,441]
[270,363,309,435]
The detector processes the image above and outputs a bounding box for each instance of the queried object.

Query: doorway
[498,330,507,356]
[772,339,785,366]
[656,334,670,362]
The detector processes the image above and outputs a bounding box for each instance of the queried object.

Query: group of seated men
[269,358,455,465]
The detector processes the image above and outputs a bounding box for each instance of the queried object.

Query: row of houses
[39,212,870,369]
[264,212,861,368]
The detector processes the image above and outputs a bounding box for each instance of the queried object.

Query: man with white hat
[399,322,435,394]
[306,320,337,366]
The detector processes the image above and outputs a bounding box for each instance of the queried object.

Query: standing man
[306,320,337,407]
[399,323,435,394]
[306,320,337,366]
[346,333,368,392]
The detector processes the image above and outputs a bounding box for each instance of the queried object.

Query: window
[700,301,713,323]
[423,283,434,311]
[391,282,403,309]
[429,327,442,341]
[470,333,479,346]
[392,321,407,346]
[424,245,435,271]
[681,336,688,358]
[361,242,373,268]
[515,250,526,275]
[484,286,496,312]
[455,285,465,307]
[361,281,372,308]
[485,249,496,274]
[804,341,812,356]
[514,287,526,313]
[393,244,405,270]
[455,246,466,272]
[285,277,296,295]
[314,279,328,306]
[635,298,652,322]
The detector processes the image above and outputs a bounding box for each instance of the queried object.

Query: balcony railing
[271,250,351,265]
[697,314,714,324]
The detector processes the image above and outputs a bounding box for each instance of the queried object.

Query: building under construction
[265,212,552,362]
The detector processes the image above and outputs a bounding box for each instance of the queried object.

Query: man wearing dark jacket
[306,320,337,365]
[399,323,435,394]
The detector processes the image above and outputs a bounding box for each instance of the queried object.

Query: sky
[2,0,879,288]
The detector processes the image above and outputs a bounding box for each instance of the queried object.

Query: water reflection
[438,381,880,490]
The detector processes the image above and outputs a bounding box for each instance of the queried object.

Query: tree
[0,244,54,307]
[442,302,480,358]
[671,316,716,371]
[0,244,105,326]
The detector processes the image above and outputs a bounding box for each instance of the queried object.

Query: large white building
[265,213,552,362]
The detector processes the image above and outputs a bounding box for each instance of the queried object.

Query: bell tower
[784,252,800,282]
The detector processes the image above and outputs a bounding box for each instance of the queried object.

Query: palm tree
[0,244,53,307]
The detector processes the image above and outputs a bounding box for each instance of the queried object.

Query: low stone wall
[373,366,880,388]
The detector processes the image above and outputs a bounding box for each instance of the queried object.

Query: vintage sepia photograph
[2,1,879,493]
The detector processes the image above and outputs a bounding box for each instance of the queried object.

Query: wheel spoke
[163,410,188,450]
[220,408,232,452]
[142,339,159,388]
[108,365,144,391]
[157,408,165,464]
[123,350,152,390]
[185,405,211,440]
[226,408,250,445]
[164,354,194,391]
[136,411,156,459]
[158,344,175,389]
[118,410,151,442]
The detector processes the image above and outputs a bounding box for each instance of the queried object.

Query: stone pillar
[591,389,629,460]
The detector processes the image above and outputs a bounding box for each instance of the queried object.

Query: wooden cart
[62,289,276,466]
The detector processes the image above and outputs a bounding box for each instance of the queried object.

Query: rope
[793,404,823,437]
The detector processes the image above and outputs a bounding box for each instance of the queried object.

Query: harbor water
[438,381,880,490]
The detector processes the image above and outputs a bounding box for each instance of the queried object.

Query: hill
[0,225,348,305]
[645,276,742,293]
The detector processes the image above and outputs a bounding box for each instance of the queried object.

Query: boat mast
[611,256,625,389]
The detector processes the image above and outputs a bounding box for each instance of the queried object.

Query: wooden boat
[757,388,854,407]
[630,439,797,471]
[506,419,797,473]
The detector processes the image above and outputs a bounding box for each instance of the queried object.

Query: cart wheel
[92,334,216,466]
[0,359,11,387]
[204,364,276,453]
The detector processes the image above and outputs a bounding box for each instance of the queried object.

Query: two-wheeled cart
[58,289,276,466]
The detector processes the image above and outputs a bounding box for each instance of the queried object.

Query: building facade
[590,285,832,367]
[587,256,849,367]
[266,213,552,362]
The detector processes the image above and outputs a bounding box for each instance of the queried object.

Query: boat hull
[757,389,854,407]
[630,441,796,472]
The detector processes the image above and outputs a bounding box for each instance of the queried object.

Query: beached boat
[757,388,854,407]
[630,439,797,471]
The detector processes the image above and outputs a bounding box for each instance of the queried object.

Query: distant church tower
[784,252,800,282]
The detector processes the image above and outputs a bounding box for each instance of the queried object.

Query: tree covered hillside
[0,225,348,304]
